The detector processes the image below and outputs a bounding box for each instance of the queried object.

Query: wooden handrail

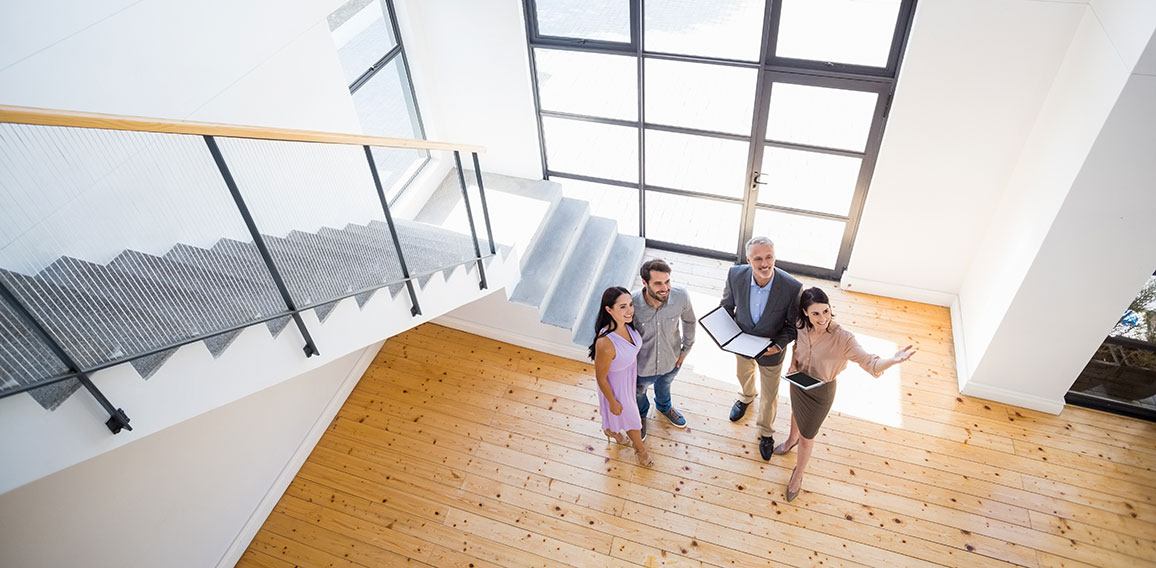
[0,105,485,153]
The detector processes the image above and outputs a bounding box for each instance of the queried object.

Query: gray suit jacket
[720,265,802,367]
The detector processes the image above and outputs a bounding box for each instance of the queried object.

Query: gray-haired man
[720,236,801,460]
[633,258,696,440]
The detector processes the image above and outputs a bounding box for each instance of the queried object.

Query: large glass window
[643,58,757,135]
[534,0,631,43]
[776,0,903,68]
[329,0,427,202]
[526,0,915,278]
[534,49,637,120]
[644,0,765,62]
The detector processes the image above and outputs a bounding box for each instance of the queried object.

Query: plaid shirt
[632,286,696,376]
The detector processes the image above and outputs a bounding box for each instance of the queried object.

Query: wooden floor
[237,269,1156,567]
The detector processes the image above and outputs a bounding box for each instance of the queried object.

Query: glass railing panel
[0,123,285,383]
[213,136,407,313]
[0,293,76,408]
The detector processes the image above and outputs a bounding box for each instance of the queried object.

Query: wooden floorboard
[240,271,1156,567]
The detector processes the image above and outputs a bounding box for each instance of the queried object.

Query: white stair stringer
[0,248,519,496]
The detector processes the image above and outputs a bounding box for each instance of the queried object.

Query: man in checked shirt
[632,258,697,440]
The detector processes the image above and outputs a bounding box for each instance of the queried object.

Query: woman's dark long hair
[588,286,634,360]
[796,286,833,331]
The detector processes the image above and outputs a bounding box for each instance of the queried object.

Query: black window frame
[336,0,431,205]
[523,0,918,280]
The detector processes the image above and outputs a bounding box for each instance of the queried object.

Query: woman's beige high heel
[635,449,654,467]
[606,432,629,446]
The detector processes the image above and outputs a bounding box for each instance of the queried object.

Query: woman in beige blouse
[774,287,915,502]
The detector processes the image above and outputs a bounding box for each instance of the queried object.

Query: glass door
[523,0,916,279]
[740,73,891,277]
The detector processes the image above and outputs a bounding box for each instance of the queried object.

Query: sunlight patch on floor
[832,332,904,428]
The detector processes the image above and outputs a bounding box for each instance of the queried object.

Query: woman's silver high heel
[773,439,798,455]
[786,467,802,502]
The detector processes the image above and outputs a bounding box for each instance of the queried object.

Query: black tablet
[784,371,823,390]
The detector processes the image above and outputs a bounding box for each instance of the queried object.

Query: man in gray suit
[720,236,802,460]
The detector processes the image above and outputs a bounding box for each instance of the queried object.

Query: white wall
[958,17,1156,412]
[0,0,350,127]
[0,0,396,271]
[838,0,1156,412]
[393,0,543,180]
[0,345,375,568]
[843,0,1086,300]
[957,6,1137,377]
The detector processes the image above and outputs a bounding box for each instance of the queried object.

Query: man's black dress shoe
[729,400,750,422]
[759,436,775,461]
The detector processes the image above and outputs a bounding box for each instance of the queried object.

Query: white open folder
[699,306,773,359]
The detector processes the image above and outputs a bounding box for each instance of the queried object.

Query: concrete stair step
[37,257,197,379]
[285,228,398,309]
[541,216,617,329]
[342,223,440,288]
[509,198,589,308]
[164,243,292,337]
[211,238,343,322]
[418,169,562,270]
[571,234,647,348]
[0,299,80,410]
[107,250,260,357]
[316,225,407,302]
[364,219,479,286]
[0,267,177,382]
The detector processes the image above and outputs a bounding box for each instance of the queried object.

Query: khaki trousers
[735,355,782,438]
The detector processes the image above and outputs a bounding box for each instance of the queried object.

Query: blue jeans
[637,366,680,417]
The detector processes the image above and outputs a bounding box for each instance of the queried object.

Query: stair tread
[39,256,204,338]
[541,216,618,329]
[572,234,647,348]
[108,249,262,356]
[2,268,159,367]
[510,198,589,307]
[0,301,72,392]
[164,243,292,337]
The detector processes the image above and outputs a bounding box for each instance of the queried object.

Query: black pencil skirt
[790,379,836,440]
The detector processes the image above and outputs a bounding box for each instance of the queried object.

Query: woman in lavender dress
[589,286,653,466]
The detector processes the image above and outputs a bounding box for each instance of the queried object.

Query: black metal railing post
[204,135,319,357]
[0,281,132,434]
[454,151,487,290]
[470,152,496,255]
[363,145,421,316]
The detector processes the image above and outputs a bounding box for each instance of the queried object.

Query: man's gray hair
[745,236,775,257]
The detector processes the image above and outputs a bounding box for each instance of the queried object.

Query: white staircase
[431,170,647,361]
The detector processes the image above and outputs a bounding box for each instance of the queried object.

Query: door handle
[752,172,767,191]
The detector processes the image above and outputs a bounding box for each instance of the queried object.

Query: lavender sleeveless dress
[599,326,644,434]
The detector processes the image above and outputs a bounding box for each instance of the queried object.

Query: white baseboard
[949,296,1064,415]
[959,380,1066,415]
[436,314,589,362]
[950,295,969,393]
[215,341,383,568]
[839,273,955,307]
